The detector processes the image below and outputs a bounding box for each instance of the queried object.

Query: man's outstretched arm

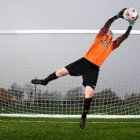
[97,15,118,38]
[97,9,126,38]
[113,14,138,50]
[112,25,132,50]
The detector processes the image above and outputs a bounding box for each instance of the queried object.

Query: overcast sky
[0,0,139,29]
[0,0,140,97]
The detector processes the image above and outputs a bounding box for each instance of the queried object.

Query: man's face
[107,30,113,40]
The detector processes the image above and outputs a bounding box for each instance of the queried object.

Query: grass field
[0,117,140,140]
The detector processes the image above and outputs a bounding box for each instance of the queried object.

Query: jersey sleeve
[97,15,118,38]
[112,26,132,50]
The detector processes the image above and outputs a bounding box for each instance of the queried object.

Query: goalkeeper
[31,9,138,129]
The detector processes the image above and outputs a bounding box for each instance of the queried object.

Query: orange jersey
[84,35,114,66]
[84,15,132,67]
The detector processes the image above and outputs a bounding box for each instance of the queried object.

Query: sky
[0,0,140,97]
[0,0,139,30]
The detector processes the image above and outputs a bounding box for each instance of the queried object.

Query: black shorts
[65,57,99,89]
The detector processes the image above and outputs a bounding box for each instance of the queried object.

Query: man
[31,9,138,129]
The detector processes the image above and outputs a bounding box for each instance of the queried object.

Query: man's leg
[80,86,94,129]
[31,67,69,85]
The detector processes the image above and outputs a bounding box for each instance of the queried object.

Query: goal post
[0,30,140,118]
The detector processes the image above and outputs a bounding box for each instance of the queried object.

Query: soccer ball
[123,8,138,22]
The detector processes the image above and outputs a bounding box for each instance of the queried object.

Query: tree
[8,83,24,102]
[66,87,84,101]
[124,92,140,106]
[65,87,84,108]
[93,88,123,106]
[23,84,34,102]
[0,88,12,103]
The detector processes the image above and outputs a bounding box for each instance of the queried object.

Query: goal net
[0,30,140,118]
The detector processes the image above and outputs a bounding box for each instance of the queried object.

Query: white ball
[123,8,138,22]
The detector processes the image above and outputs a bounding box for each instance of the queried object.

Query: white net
[0,30,140,118]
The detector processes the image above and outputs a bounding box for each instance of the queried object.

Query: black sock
[81,98,92,119]
[82,112,87,119]
[42,72,58,84]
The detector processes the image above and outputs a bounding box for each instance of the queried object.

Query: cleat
[31,79,47,85]
[79,118,86,129]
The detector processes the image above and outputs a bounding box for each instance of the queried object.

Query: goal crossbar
[0,30,140,34]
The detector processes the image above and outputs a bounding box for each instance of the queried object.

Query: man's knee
[55,68,69,77]
[85,86,94,98]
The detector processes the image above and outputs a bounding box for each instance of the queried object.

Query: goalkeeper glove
[117,8,127,18]
[129,22,134,27]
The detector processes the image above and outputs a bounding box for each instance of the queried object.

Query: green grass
[0,117,140,140]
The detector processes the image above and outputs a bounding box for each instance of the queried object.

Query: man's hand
[129,22,134,27]
[117,8,127,18]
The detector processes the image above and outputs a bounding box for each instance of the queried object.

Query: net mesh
[0,32,140,116]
